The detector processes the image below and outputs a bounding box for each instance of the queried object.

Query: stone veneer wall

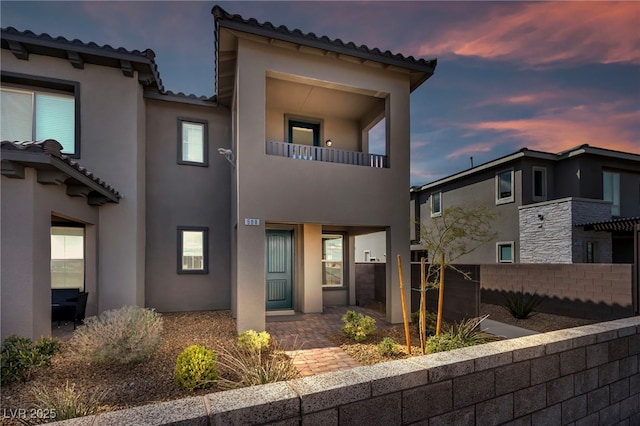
[53,317,640,425]
[481,263,633,320]
[519,197,612,264]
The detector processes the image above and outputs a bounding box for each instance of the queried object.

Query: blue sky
[2,1,638,185]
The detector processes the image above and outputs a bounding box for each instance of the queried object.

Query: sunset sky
[2,1,638,185]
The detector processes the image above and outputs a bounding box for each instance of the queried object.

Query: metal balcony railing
[265,141,387,168]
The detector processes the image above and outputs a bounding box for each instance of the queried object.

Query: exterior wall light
[325,139,332,147]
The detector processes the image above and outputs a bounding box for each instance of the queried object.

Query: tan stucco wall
[233,37,411,331]
[1,169,98,340]
[2,51,147,313]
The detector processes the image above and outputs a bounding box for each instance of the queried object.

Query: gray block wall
[51,317,640,425]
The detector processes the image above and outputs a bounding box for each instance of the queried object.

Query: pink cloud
[416,2,640,67]
[446,142,499,159]
[463,102,640,154]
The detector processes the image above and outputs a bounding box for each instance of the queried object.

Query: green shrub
[377,337,399,357]
[31,381,108,421]
[237,330,271,353]
[218,338,298,388]
[426,315,497,354]
[410,310,437,336]
[175,345,218,391]
[35,337,63,363]
[70,305,163,364]
[1,335,62,386]
[341,311,377,342]
[503,291,543,319]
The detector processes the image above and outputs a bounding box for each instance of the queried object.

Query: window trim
[322,233,346,288]
[177,117,209,166]
[1,71,81,158]
[532,166,547,202]
[496,241,514,263]
[430,191,442,217]
[177,226,209,274]
[496,169,515,205]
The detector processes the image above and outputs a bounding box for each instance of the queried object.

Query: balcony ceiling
[266,78,382,120]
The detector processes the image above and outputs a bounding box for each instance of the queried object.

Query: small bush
[31,381,108,421]
[426,315,497,354]
[70,305,163,364]
[175,344,219,391]
[341,311,377,342]
[1,335,62,386]
[377,337,399,357]
[237,330,270,353]
[503,291,543,319]
[218,338,298,388]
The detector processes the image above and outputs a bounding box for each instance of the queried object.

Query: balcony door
[266,230,293,310]
[288,120,319,146]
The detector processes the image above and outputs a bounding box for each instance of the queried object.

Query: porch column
[386,225,410,324]
[302,224,322,313]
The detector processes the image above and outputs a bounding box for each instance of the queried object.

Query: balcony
[265,141,387,168]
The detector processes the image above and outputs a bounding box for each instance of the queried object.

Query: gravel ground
[1,311,238,425]
[1,305,597,424]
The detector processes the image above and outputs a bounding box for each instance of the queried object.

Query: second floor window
[496,170,515,204]
[603,171,620,216]
[532,166,547,201]
[1,87,76,155]
[431,191,442,217]
[288,119,320,146]
[178,118,208,166]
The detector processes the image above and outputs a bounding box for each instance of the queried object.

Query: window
[532,166,547,201]
[586,241,596,263]
[431,192,442,217]
[178,118,208,166]
[496,170,515,204]
[603,171,620,216]
[496,242,514,263]
[288,119,320,146]
[1,87,76,155]
[322,234,344,286]
[51,226,84,290]
[177,227,208,274]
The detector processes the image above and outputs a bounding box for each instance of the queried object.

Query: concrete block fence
[52,316,640,425]
[481,264,634,320]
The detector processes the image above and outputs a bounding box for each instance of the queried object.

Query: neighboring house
[411,145,640,264]
[1,6,437,340]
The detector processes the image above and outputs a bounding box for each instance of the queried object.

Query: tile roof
[211,5,437,96]
[1,26,164,91]
[1,140,121,203]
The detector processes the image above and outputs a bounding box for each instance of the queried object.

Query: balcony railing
[265,141,387,168]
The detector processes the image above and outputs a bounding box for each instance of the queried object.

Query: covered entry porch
[232,221,403,333]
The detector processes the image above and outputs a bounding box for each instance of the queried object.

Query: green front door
[266,230,293,310]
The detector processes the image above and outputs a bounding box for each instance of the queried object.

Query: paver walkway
[266,306,391,376]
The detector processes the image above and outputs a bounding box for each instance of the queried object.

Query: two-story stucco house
[411,145,640,265]
[1,6,437,340]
